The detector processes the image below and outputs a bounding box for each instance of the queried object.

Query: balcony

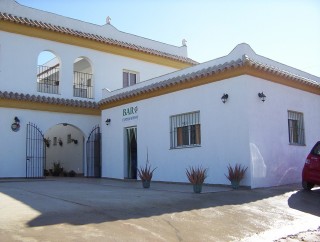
[37,65,60,94]
[73,71,93,99]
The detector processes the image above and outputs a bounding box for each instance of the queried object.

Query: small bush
[68,170,76,177]
[52,162,63,176]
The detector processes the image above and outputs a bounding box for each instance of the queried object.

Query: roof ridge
[243,55,320,86]
[99,57,245,105]
[100,55,320,105]
[0,12,198,65]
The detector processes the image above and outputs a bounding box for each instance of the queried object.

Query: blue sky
[16,0,320,77]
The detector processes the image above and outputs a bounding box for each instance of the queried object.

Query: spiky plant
[138,163,157,181]
[225,164,247,182]
[186,166,208,185]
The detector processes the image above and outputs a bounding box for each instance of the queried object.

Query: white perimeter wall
[101,75,320,188]
[0,108,100,177]
[0,31,177,100]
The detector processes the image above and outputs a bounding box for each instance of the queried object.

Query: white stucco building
[1,0,319,188]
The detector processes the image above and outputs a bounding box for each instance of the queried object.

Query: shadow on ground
[0,178,304,227]
[288,187,320,217]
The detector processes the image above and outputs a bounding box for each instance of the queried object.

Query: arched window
[37,51,60,94]
[73,57,93,98]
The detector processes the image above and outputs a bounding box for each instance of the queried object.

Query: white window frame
[288,110,305,146]
[123,70,139,88]
[170,111,201,149]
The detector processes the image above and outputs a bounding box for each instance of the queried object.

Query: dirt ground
[275,228,320,242]
[0,178,319,242]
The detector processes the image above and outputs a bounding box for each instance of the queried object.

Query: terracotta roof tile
[0,12,197,65]
[0,91,99,109]
[99,55,320,105]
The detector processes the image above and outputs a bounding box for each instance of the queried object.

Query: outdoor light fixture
[105,118,111,125]
[221,93,229,103]
[258,92,266,102]
[11,116,20,132]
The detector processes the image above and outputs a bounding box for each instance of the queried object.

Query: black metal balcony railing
[37,65,60,94]
[36,66,93,98]
[73,71,93,99]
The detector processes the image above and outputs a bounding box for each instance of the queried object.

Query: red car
[302,141,320,190]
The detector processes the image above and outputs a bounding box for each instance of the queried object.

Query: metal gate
[86,125,101,177]
[26,122,46,178]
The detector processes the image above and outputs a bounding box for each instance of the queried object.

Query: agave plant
[186,166,208,185]
[225,164,247,189]
[138,163,157,182]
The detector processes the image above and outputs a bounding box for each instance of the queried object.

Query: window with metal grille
[170,111,201,148]
[288,111,305,145]
[123,70,138,87]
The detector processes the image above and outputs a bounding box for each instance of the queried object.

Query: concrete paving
[0,178,319,242]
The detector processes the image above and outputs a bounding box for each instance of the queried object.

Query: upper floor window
[37,51,60,94]
[73,57,93,99]
[123,70,139,88]
[288,110,305,145]
[170,111,201,149]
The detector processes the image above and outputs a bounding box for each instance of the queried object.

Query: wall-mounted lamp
[258,92,266,102]
[11,116,21,132]
[105,118,111,125]
[221,93,229,103]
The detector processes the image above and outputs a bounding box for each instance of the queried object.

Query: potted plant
[72,139,78,144]
[52,162,63,176]
[44,138,50,148]
[138,162,157,188]
[186,166,208,193]
[68,170,76,177]
[225,163,248,189]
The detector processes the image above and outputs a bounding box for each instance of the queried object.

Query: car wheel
[302,181,315,190]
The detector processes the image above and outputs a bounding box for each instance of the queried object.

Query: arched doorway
[44,123,84,176]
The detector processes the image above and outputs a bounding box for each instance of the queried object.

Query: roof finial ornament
[106,16,111,25]
[182,39,187,47]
